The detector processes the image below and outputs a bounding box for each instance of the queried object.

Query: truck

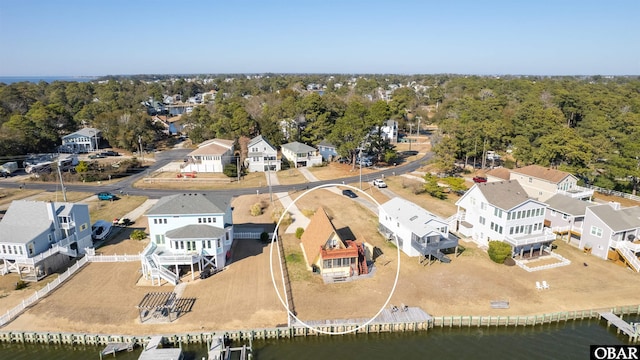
[0,162,18,177]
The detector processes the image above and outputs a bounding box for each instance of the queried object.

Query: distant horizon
[1,1,638,77]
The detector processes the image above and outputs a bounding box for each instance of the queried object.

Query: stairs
[426,249,451,263]
[357,243,368,275]
[616,243,640,272]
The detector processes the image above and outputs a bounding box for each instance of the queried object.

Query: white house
[181,138,235,173]
[379,197,457,263]
[61,127,101,153]
[281,141,322,168]
[455,181,555,257]
[510,165,593,202]
[380,120,398,143]
[245,135,280,172]
[579,203,640,271]
[143,193,234,285]
[0,200,92,280]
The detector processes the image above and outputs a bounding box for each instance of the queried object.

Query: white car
[92,220,112,241]
[372,179,387,188]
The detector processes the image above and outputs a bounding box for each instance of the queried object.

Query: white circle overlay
[269,183,401,335]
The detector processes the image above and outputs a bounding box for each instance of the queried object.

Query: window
[479,216,486,225]
[80,223,88,231]
[163,219,167,224]
[529,177,533,183]
[526,209,531,218]
[562,214,569,220]
[494,208,502,218]
[550,210,556,217]
[217,239,221,248]
[590,226,603,238]
[198,218,202,223]
[480,202,487,210]
[333,259,342,267]
[153,219,158,224]
[507,212,511,220]
[207,240,212,248]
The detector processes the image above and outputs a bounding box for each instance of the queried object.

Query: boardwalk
[599,312,639,341]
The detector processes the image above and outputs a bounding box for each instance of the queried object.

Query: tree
[223,163,238,178]
[295,227,304,239]
[423,173,447,199]
[488,241,512,264]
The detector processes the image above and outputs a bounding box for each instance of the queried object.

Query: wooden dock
[99,342,134,358]
[599,312,639,341]
[301,306,432,328]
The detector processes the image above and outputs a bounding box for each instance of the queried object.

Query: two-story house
[317,140,338,162]
[0,200,92,280]
[544,194,593,247]
[181,138,235,173]
[281,141,322,168]
[245,135,280,172]
[61,127,101,153]
[379,197,457,263]
[381,119,398,143]
[580,203,640,271]
[455,181,555,257]
[510,165,593,202]
[142,193,234,285]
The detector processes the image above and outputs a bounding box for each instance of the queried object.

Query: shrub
[295,227,304,239]
[271,207,292,227]
[488,241,512,264]
[15,280,28,290]
[223,163,238,178]
[250,203,263,216]
[130,229,147,241]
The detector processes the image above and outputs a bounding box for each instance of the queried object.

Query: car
[100,150,120,157]
[472,176,488,183]
[372,179,387,188]
[342,189,357,198]
[91,220,112,241]
[112,217,133,227]
[88,154,105,159]
[97,192,115,201]
[356,159,372,167]
[337,157,350,164]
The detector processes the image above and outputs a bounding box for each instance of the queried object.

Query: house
[317,139,338,162]
[379,197,458,263]
[510,165,593,202]
[181,138,235,173]
[245,135,280,172]
[61,127,101,153]
[544,194,593,247]
[0,200,92,280]
[455,181,556,257]
[281,141,322,168]
[580,203,640,271]
[143,193,234,285]
[300,208,368,282]
[485,167,510,182]
[380,120,398,143]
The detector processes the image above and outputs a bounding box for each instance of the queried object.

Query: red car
[473,176,487,183]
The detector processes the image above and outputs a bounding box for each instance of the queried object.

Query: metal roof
[380,197,447,237]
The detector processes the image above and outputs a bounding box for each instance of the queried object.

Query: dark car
[342,189,357,198]
[88,154,105,159]
[100,150,120,157]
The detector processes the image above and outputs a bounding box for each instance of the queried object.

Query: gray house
[580,203,640,271]
[61,127,101,153]
[317,139,338,162]
[0,200,92,280]
[544,194,593,247]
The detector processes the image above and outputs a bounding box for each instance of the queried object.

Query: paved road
[0,145,433,199]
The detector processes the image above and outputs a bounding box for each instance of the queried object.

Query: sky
[0,0,638,76]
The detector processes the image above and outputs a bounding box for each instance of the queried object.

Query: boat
[92,220,112,241]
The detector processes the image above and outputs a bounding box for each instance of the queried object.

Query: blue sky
[1,0,638,76]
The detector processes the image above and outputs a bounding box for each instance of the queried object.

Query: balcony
[613,240,640,253]
[557,185,594,199]
[411,236,458,255]
[504,229,556,247]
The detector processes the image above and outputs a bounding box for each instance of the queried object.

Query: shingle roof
[282,141,316,153]
[475,181,532,211]
[317,139,336,148]
[511,165,573,184]
[545,194,592,216]
[300,207,342,265]
[381,197,447,237]
[146,193,230,216]
[0,200,86,244]
[189,138,234,156]
[62,127,100,139]
[486,167,510,181]
[248,135,275,149]
[589,204,640,232]
[165,224,226,239]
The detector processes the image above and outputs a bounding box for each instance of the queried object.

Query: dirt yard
[3,190,640,334]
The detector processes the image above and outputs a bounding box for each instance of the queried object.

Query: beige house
[181,139,235,173]
[510,165,593,202]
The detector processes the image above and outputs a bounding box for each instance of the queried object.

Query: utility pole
[267,159,273,204]
[417,116,422,143]
[138,135,144,164]
[359,148,362,190]
[237,156,240,183]
[56,163,67,202]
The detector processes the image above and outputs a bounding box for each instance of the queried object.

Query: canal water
[0,316,636,359]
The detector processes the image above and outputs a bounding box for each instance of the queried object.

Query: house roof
[300,207,343,265]
[0,200,87,244]
[62,127,100,139]
[248,135,275,149]
[380,197,447,237]
[165,224,226,239]
[474,181,533,211]
[545,194,592,216]
[282,141,316,153]
[146,193,230,216]
[317,139,336,148]
[189,138,234,156]
[485,167,510,181]
[511,165,574,184]
[588,204,640,232]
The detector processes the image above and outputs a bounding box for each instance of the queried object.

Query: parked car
[472,176,488,183]
[342,189,358,198]
[91,220,112,241]
[100,150,120,157]
[88,154,105,159]
[372,179,387,188]
[356,158,372,167]
[97,192,115,201]
[112,217,133,227]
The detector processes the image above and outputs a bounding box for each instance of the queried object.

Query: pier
[599,312,640,342]
[99,342,135,358]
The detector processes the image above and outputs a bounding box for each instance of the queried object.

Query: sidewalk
[264,170,280,186]
[276,192,310,233]
[297,168,319,182]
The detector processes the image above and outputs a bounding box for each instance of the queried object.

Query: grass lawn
[88,195,147,223]
[383,176,458,218]
[0,188,43,207]
[33,191,94,203]
[307,162,378,181]
[275,168,307,186]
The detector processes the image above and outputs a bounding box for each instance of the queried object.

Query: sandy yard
[2,189,640,335]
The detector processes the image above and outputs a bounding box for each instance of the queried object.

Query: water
[0,317,636,359]
[0,76,97,84]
